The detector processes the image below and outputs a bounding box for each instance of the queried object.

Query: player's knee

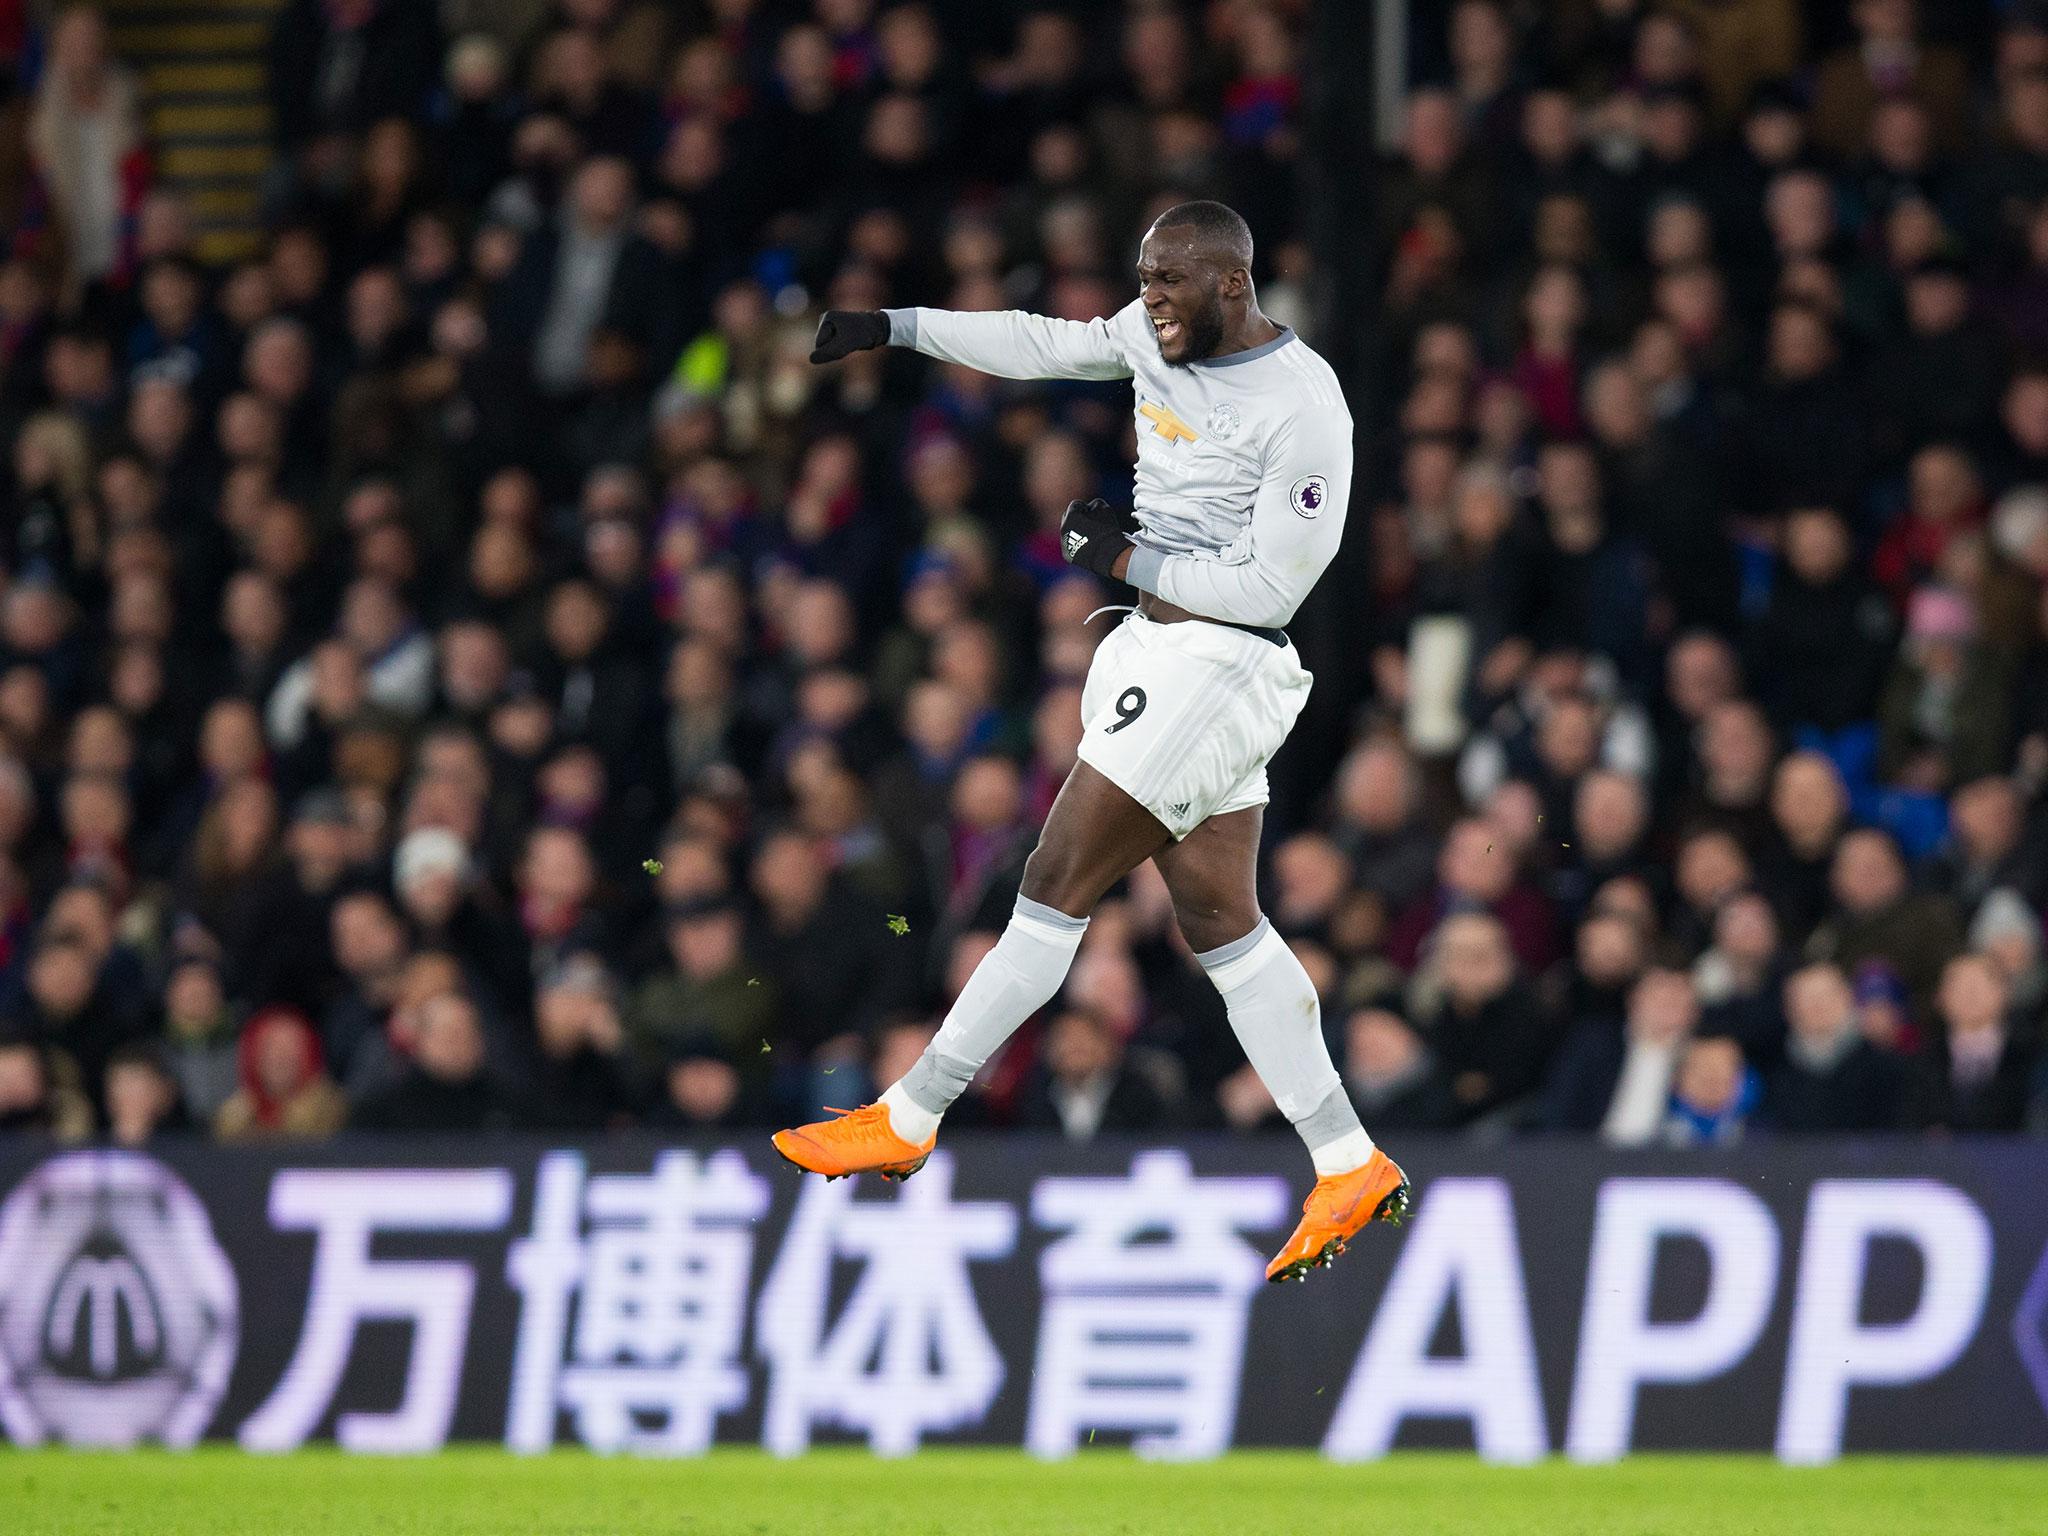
[1176,900,1261,957]
[1167,866,1262,952]
[1019,844,1098,919]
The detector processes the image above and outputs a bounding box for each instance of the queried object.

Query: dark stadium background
[2,0,2048,1153]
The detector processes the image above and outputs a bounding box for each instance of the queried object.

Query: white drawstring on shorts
[1084,604,1137,625]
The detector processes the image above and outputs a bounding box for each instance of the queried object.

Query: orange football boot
[1265,1149,1411,1283]
[772,1104,937,1182]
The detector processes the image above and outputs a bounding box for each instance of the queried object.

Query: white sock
[1310,1127,1377,1177]
[880,1079,937,1144]
[885,894,1090,1142]
[1196,919,1374,1175]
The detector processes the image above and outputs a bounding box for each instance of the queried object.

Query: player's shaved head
[1137,200,1261,365]
[1148,200,1254,272]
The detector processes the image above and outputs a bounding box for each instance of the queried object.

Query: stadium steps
[103,0,286,266]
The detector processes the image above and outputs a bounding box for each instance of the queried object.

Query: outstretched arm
[811,305,1134,381]
[1124,403,1352,630]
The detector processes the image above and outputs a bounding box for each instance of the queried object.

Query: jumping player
[776,200,1408,1283]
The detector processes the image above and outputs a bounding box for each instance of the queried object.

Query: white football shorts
[1076,610,1312,840]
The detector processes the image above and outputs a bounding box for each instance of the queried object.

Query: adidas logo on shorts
[1169,801,1190,819]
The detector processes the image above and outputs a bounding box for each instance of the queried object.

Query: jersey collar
[1194,326,1296,368]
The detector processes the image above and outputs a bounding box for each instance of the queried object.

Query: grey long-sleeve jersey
[883,299,1352,630]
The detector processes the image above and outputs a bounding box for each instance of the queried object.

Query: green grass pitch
[5,1449,2045,1535]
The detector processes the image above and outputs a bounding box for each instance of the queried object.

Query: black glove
[810,310,891,364]
[1059,498,1135,580]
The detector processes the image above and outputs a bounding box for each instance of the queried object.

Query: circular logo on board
[1290,475,1328,517]
[0,1151,239,1447]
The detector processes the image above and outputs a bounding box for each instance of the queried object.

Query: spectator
[8,410,95,594]
[516,824,608,979]
[662,636,749,790]
[1212,1059,1285,1137]
[224,789,356,1015]
[390,826,524,1014]
[1693,890,1787,1066]
[1807,827,1965,1018]
[322,887,413,1094]
[1811,0,1970,161]
[1970,886,2048,1017]
[649,1037,747,1131]
[1739,304,1865,516]
[1563,904,1650,1039]
[1662,1034,1757,1146]
[1877,586,2010,790]
[268,0,441,153]
[27,7,148,294]
[1341,1003,1457,1132]
[1874,445,1987,607]
[1554,769,1652,924]
[350,989,522,1132]
[4,929,143,1119]
[176,770,279,945]
[1015,1006,1168,1140]
[1766,962,1907,1132]
[1748,507,1895,736]
[498,156,673,398]
[748,827,896,1055]
[0,1034,91,1137]
[1676,699,1777,852]
[1905,952,2034,1131]
[1410,911,1554,1124]
[1871,269,2003,460]
[1654,631,1743,802]
[1928,776,2038,915]
[103,1041,190,1145]
[157,954,239,1123]
[1761,751,1849,941]
[1593,967,1702,1146]
[214,1007,347,1140]
[1528,440,1654,684]
[1388,818,1558,976]
[530,954,638,1131]
[1669,827,1754,958]
[1327,740,1436,912]
[537,575,650,769]
[267,581,434,750]
[626,893,773,1071]
[1663,0,1800,126]
[1270,832,1354,944]
[435,618,512,732]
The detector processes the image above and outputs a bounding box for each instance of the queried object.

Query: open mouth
[1153,317,1183,348]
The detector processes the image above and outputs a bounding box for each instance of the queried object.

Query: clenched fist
[1059,498,1136,579]
[810,310,891,364]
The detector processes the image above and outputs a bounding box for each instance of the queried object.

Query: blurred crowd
[1,0,2048,1151]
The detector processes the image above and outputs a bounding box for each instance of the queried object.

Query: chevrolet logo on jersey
[1138,400,1200,444]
